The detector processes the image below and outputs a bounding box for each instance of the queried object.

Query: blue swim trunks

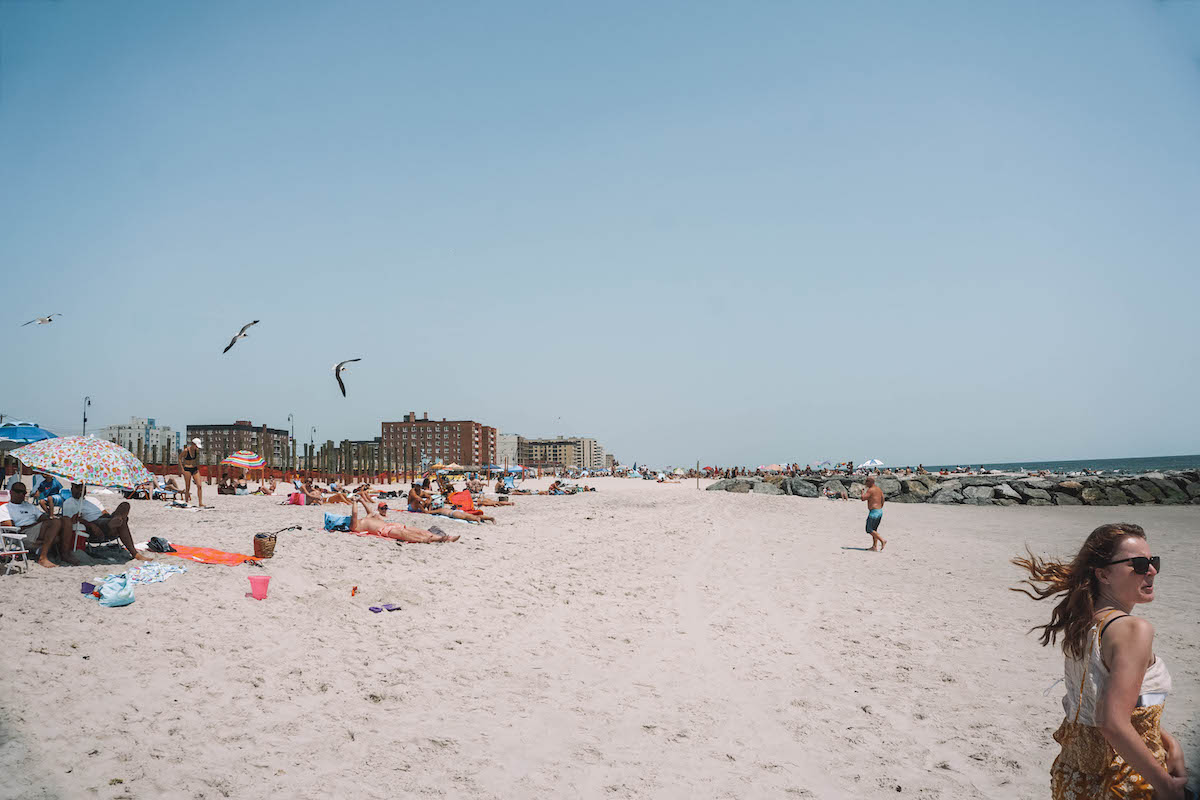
[865,508,883,534]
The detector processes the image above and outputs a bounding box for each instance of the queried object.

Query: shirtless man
[348,494,458,543]
[860,476,886,551]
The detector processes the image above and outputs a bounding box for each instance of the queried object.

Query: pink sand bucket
[248,575,271,600]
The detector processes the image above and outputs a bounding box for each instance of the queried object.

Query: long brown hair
[1011,523,1146,660]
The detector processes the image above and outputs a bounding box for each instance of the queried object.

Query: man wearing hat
[177,437,205,507]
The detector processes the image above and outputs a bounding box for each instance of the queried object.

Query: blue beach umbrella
[0,422,58,450]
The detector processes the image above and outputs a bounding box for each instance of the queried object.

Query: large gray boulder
[995,483,1022,501]
[891,493,924,503]
[752,481,784,495]
[1027,498,1053,507]
[918,475,940,491]
[726,481,752,494]
[847,482,866,498]
[1052,492,1083,506]
[786,478,819,498]
[1054,480,1083,495]
[1185,482,1200,500]
[876,477,902,498]
[1019,478,1055,491]
[1137,480,1166,502]
[1015,485,1052,502]
[1103,487,1131,506]
[1148,477,1188,504]
[994,498,1019,507]
[1124,484,1156,504]
[706,479,734,492]
[930,487,964,504]
[963,497,995,506]
[959,476,1001,487]
[934,479,962,493]
[963,485,995,501]
[901,479,931,499]
[1079,487,1105,505]
[821,479,848,496]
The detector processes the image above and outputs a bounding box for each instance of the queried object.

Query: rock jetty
[705,471,1200,507]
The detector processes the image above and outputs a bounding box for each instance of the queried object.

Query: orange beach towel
[163,544,258,566]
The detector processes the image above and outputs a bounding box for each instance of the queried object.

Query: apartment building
[98,417,182,463]
[496,433,521,466]
[186,420,289,467]
[381,412,497,468]
[518,436,608,470]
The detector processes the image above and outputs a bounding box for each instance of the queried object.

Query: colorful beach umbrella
[857,458,884,469]
[9,436,154,489]
[221,450,266,469]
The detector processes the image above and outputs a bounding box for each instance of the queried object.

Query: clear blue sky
[3,0,1198,467]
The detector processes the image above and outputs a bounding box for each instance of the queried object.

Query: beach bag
[98,574,135,607]
[324,512,352,532]
[288,492,304,505]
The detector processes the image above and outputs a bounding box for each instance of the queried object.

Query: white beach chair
[1,525,30,576]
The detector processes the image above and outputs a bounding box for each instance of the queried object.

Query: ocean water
[920,454,1200,476]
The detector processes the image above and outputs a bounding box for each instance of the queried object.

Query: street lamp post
[309,426,317,475]
[288,413,295,472]
[82,396,91,437]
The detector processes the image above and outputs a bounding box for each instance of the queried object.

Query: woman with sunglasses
[1014,523,1190,800]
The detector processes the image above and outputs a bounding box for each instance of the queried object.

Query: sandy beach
[1,477,1196,799]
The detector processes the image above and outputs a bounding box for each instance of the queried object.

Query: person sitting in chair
[1,482,74,568]
[63,484,151,562]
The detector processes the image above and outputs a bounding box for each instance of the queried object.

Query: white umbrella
[857,459,884,469]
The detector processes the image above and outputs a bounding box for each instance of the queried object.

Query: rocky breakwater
[706,471,1200,507]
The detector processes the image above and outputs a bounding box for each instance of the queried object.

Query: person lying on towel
[349,494,458,543]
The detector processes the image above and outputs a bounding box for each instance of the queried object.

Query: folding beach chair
[1,526,30,575]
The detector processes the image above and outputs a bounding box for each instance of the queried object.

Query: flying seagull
[223,320,260,353]
[22,314,61,327]
[333,358,361,397]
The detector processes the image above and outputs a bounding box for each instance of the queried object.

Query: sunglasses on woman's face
[1104,555,1161,574]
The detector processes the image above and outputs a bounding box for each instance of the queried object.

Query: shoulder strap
[1099,613,1131,642]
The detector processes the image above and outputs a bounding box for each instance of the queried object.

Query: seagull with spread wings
[223,320,260,353]
[333,358,361,397]
[21,313,61,327]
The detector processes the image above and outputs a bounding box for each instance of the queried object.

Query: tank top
[1062,612,1172,726]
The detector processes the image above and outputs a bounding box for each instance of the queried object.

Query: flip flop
[383,603,401,612]
[369,606,383,613]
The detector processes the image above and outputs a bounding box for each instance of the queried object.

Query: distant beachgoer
[1013,523,1188,800]
[860,477,886,551]
[178,438,204,507]
[348,495,457,542]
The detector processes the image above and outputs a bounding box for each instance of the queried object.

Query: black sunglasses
[1104,555,1161,575]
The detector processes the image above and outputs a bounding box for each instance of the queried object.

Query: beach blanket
[121,563,188,584]
[447,491,475,511]
[162,544,258,566]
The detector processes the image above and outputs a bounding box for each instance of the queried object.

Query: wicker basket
[253,533,277,559]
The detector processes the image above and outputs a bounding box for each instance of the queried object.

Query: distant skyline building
[496,433,521,466]
[98,416,181,461]
[517,436,610,470]
[186,420,289,468]
[381,411,497,468]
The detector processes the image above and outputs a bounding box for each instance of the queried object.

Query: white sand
[1,477,1196,799]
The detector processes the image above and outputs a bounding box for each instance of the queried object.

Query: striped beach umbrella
[221,450,266,469]
[9,436,154,489]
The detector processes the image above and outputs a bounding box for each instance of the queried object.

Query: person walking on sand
[178,438,204,508]
[1013,523,1190,800]
[861,477,886,551]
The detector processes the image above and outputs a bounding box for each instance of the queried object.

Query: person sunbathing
[253,479,277,496]
[474,496,513,507]
[348,495,458,542]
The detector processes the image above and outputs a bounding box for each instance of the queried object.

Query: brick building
[186,420,290,468]
[381,412,497,468]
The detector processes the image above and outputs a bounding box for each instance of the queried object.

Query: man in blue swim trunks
[861,477,887,551]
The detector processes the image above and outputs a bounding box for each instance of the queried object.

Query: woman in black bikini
[178,437,204,507]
